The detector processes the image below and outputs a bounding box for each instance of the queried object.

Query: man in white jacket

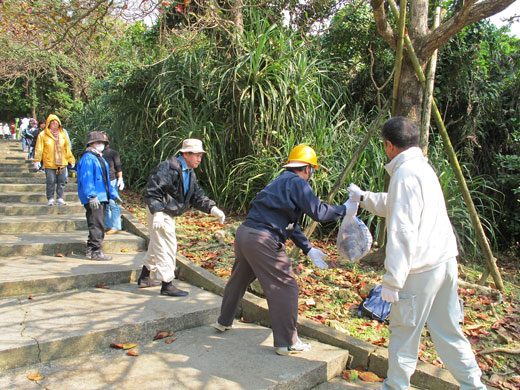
[349,117,485,390]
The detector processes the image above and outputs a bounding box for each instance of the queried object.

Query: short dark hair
[381,116,420,149]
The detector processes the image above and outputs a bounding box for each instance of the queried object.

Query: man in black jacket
[137,138,226,296]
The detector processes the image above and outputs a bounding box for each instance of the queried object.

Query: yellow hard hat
[283,145,319,169]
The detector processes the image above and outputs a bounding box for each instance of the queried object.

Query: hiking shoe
[47,199,55,206]
[91,251,112,261]
[55,198,66,205]
[160,281,188,297]
[85,247,93,259]
[275,338,311,356]
[213,321,233,332]
[137,266,161,288]
[105,229,120,235]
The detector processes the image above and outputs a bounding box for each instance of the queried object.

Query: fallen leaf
[342,370,359,382]
[122,343,138,350]
[127,349,138,356]
[56,253,64,257]
[28,296,34,300]
[358,371,383,382]
[121,248,129,253]
[95,283,110,289]
[153,331,170,340]
[165,337,177,344]
[110,343,124,349]
[26,373,44,381]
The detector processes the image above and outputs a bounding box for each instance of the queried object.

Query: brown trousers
[218,224,299,347]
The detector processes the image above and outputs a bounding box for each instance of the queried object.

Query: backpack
[358,285,392,323]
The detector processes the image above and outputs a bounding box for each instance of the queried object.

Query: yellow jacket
[34,114,75,169]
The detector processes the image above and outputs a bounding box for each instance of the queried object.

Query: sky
[488,1,520,37]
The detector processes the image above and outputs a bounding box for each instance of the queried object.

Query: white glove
[347,183,366,202]
[381,285,399,303]
[307,248,329,269]
[89,197,101,209]
[343,198,359,217]
[117,178,125,191]
[70,163,75,169]
[33,162,41,170]
[152,211,167,231]
[210,206,225,224]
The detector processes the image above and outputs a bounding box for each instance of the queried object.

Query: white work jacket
[361,147,458,290]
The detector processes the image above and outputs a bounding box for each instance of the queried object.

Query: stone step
[0,177,49,184]
[0,214,87,233]
[0,281,223,372]
[0,191,78,203]
[0,201,85,216]
[0,172,48,178]
[0,163,32,169]
[0,183,77,193]
[0,231,146,257]
[0,252,146,298]
[0,318,347,389]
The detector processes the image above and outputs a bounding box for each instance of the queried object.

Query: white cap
[178,138,206,154]
[283,162,310,168]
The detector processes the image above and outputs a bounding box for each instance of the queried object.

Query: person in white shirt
[349,116,485,390]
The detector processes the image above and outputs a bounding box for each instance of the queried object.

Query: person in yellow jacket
[33,114,75,206]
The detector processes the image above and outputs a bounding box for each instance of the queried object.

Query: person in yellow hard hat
[214,145,359,355]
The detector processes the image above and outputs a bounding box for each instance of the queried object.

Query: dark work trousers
[218,224,299,348]
[84,202,107,252]
[45,167,67,200]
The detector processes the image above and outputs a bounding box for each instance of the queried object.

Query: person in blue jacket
[77,131,118,261]
[215,145,359,355]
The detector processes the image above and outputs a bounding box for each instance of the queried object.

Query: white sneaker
[213,321,233,332]
[47,199,55,206]
[55,198,66,205]
[275,338,311,356]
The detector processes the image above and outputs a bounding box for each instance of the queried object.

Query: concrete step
[0,163,32,169]
[0,214,87,233]
[0,201,84,216]
[0,183,76,193]
[0,177,49,184]
[0,281,223,372]
[0,252,146,298]
[0,191,78,203]
[0,230,146,257]
[0,319,347,389]
[0,171,46,177]
[313,376,422,389]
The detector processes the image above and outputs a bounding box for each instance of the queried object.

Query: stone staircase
[0,140,371,390]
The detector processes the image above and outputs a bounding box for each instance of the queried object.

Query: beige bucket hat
[178,138,206,154]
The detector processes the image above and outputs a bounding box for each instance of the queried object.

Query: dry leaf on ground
[127,349,138,356]
[165,337,178,344]
[26,373,44,381]
[358,371,383,382]
[153,330,173,340]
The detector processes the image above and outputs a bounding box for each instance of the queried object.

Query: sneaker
[91,251,112,261]
[213,321,233,332]
[275,338,311,356]
[47,199,55,206]
[85,247,93,259]
[105,229,120,235]
[55,198,66,205]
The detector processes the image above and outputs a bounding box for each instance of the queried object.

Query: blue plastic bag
[358,285,392,323]
[336,215,373,263]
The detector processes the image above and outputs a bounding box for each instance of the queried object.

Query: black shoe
[160,281,188,297]
[91,251,112,261]
[137,266,161,288]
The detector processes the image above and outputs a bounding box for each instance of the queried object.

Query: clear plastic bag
[336,215,373,262]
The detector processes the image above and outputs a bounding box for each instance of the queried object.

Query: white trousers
[143,207,177,283]
[383,259,486,390]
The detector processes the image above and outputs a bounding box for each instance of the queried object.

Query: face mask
[94,144,105,152]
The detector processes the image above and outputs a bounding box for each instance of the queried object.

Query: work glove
[70,163,75,169]
[152,211,167,231]
[343,198,359,218]
[381,285,399,303]
[117,178,125,191]
[347,183,366,202]
[210,206,226,224]
[33,162,41,170]
[89,197,101,210]
[307,247,329,269]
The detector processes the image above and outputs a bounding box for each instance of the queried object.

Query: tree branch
[370,0,396,50]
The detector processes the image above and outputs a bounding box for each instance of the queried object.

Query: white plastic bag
[336,215,373,262]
